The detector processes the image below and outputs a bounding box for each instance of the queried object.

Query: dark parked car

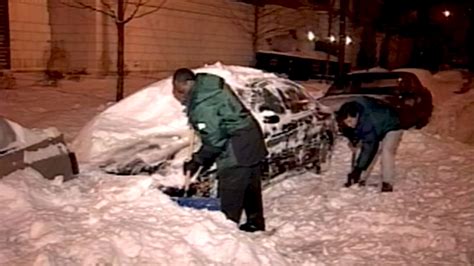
[319,71,433,129]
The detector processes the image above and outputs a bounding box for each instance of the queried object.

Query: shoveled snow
[1,65,473,265]
[262,131,474,264]
[1,130,473,265]
[427,89,474,145]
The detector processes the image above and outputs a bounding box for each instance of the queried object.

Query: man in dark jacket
[336,97,402,192]
[172,68,268,232]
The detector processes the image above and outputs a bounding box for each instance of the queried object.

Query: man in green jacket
[172,68,268,232]
[336,97,402,192]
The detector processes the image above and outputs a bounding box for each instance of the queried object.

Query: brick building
[1,0,358,76]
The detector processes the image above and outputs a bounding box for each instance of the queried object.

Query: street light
[345,36,352,45]
[443,10,451,17]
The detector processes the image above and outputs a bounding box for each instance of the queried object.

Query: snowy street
[1,71,473,265]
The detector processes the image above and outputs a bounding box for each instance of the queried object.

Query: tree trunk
[116,0,125,101]
[252,4,259,54]
[356,23,377,69]
[379,32,391,69]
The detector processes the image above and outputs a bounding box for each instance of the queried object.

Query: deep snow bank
[71,77,189,164]
[0,169,289,265]
[421,70,474,145]
[427,89,474,145]
[261,130,474,265]
[2,130,472,265]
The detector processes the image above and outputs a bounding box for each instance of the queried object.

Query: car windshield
[326,75,404,96]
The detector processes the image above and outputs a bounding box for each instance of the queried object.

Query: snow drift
[1,66,473,265]
[0,169,288,265]
[2,130,473,265]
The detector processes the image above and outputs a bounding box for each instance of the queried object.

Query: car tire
[309,130,333,174]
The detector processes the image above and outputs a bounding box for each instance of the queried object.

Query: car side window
[278,85,310,113]
[259,88,285,114]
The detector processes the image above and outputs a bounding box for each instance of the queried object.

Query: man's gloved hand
[344,167,362,187]
[183,159,201,177]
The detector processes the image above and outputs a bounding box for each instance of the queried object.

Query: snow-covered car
[72,64,336,196]
[319,71,433,129]
[231,75,336,178]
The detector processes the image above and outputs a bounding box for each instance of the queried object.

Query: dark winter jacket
[351,97,401,170]
[186,73,268,170]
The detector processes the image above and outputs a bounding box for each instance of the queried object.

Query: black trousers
[217,164,265,227]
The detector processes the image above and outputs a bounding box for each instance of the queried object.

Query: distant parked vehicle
[319,71,433,130]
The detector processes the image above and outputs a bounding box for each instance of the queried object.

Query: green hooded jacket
[186,73,268,170]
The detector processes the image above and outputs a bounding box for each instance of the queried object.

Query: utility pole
[338,0,348,79]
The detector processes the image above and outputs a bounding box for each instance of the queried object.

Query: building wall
[8,0,52,70]
[8,0,358,73]
[312,10,358,65]
[47,0,98,73]
[97,0,255,76]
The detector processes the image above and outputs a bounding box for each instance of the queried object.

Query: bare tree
[218,2,299,54]
[351,0,382,69]
[62,0,167,101]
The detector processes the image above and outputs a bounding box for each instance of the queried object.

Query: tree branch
[100,0,115,15]
[121,0,144,23]
[124,0,167,23]
[61,0,116,18]
[259,27,286,38]
[259,7,284,18]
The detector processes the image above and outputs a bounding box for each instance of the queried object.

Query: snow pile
[71,77,189,164]
[0,169,288,265]
[2,71,474,264]
[427,89,474,144]
[433,70,464,83]
[416,69,474,145]
[2,119,62,151]
[261,130,474,264]
[2,130,472,265]
[24,142,68,164]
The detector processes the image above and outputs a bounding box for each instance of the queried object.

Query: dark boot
[239,221,265,232]
[344,174,360,187]
[358,180,366,187]
[381,182,393,192]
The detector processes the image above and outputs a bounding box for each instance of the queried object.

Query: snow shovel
[160,166,220,211]
[161,131,221,211]
[159,130,197,197]
[159,168,201,197]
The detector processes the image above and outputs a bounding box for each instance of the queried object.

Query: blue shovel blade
[173,197,221,211]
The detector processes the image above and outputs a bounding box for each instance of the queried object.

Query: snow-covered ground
[1,67,473,265]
